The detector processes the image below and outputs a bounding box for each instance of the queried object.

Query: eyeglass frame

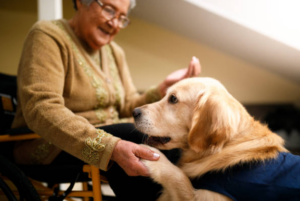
[94,0,131,28]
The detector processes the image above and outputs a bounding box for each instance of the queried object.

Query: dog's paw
[140,145,175,183]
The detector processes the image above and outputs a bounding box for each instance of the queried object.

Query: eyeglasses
[95,0,130,28]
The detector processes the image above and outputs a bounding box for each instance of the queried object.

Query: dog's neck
[178,120,287,179]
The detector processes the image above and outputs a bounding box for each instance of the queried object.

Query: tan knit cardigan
[11,19,161,171]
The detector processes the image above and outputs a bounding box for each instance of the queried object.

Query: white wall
[187,0,300,51]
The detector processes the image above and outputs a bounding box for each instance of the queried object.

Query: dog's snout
[132,108,142,119]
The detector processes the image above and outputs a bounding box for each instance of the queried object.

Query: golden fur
[134,77,287,201]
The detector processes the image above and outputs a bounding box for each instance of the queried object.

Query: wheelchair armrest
[0,128,40,142]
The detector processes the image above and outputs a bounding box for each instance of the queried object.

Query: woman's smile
[98,26,110,35]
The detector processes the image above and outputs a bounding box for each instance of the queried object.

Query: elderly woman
[12,0,200,200]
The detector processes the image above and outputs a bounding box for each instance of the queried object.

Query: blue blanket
[191,152,300,201]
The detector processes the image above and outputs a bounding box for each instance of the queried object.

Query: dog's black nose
[132,108,142,119]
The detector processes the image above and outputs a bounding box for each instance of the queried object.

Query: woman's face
[76,0,130,50]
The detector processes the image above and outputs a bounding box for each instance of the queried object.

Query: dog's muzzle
[133,108,142,120]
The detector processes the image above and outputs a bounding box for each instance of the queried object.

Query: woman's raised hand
[159,56,201,96]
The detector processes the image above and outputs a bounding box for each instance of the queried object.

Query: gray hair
[73,0,136,12]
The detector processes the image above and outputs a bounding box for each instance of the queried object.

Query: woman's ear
[188,91,240,154]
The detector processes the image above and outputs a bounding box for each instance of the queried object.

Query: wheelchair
[0,73,113,201]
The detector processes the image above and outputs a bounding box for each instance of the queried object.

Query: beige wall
[114,17,300,104]
[0,0,299,104]
[0,0,37,75]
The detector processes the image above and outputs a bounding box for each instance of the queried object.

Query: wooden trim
[0,134,41,142]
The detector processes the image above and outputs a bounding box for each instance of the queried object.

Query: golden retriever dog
[133,77,300,201]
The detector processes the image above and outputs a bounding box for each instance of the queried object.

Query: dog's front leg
[141,146,195,201]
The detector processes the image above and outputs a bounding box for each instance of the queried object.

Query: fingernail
[192,56,197,62]
[153,153,160,159]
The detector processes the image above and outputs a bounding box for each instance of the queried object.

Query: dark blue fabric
[191,152,300,201]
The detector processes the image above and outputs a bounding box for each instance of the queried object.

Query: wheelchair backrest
[0,73,18,134]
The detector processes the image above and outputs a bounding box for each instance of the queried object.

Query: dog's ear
[188,90,240,154]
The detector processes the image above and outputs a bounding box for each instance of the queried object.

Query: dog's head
[133,77,247,155]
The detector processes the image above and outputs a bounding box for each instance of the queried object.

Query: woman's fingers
[191,56,201,77]
[135,146,160,161]
[111,140,160,177]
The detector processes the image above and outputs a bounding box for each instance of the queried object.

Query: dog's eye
[169,95,178,104]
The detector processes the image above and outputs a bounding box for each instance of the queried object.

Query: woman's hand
[111,140,160,176]
[159,56,201,96]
